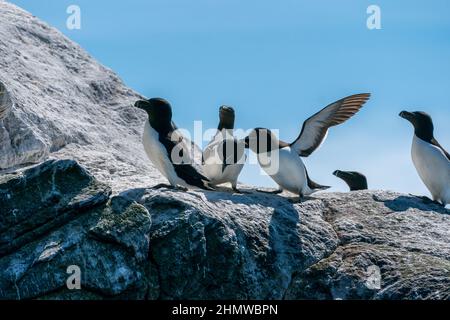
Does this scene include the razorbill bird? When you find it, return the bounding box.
[135,98,213,190]
[202,106,246,192]
[333,170,368,191]
[399,111,449,206]
[244,93,371,201]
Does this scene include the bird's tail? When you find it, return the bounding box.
[305,169,330,191]
[309,180,331,191]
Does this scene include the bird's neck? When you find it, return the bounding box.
[414,129,433,143]
[218,117,234,131]
[414,123,434,143]
[149,119,173,136]
[216,127,234,138]
[349,182,368,191]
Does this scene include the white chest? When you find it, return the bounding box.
[202,135,245,185]
[411,135,450,202]
[258,147,309,194]
[142,121,178,183]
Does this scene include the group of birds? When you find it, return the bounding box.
[0,82,448,206]
[0,84,370,198]
[135,93,449,207]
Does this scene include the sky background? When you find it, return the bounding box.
[10,0,450,195]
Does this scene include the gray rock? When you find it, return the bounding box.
[284,191,450,300]
[0,159,111,257]
[120,187,338,299]
[0,81,12,120]
[0,2,163,192]
[0,161,449,300]
[0,160,152,299]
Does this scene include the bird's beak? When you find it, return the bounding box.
[332,170,341,177]
[134,100,146,110]
[399,110,414,121]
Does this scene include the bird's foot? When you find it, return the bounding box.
[433,200,445,207]
[288,196,305,204]
[152,183,188,192]
[152,183,175,190]
[232,187,252,194]
[257,188,283,194]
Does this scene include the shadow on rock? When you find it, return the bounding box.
[378,195,449,214]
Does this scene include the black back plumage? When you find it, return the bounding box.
[135,98,212,190]
[158,128,212,190]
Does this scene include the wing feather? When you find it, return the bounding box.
[431,138,450,161]
[291,93,370,157]
[161,127,212,190]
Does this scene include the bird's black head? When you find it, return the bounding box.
[333,170,368,191]
[244,128,279,154]
[399,110,434,142]
[135,98,172,131]
[218,105,235,130]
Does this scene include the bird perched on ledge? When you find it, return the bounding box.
[202,105,246,193]
[245,93,371,202]
[135,98,213,191]
[400,110,449,206]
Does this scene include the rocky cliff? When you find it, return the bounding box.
[0,1,161,191]
[0,160,449,300]
[0,2,449,300]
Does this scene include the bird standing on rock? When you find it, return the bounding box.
[244,93,371,202]
[400,110,449,206]
[202,106,246,193]
[135,98,213,191]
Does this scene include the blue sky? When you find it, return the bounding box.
[11,0,450,195]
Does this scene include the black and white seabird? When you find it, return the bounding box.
[244,93,371,201]
[400,111,449,206]
[202,106,246,192]
[135,98,213,190]
[333,170,368,191]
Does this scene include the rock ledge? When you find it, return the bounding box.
[0,160,448,300]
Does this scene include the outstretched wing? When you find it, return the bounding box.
[431,138,450,161]
[291,93,370,157]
